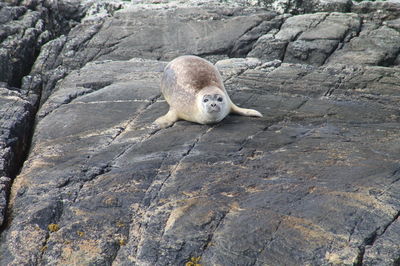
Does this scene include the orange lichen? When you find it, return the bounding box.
[48,223,60,232]
[185,256,201,266]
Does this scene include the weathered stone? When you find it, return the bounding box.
[363,216,400,265]
[229,14,285,58]
[327,25,400,66]
[260,0,352,14]
[248,33,288,61]
[0,84,37,227]
[352,0,400,20]
[1,0,400,265]
[249,12,361,66]
[1,56,400,265]
[89,6,274,61]
[0,177,11,226]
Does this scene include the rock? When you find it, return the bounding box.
[0,83,37,226]
[21,3,274,107]
[0,5,43,87]
[0,0,124,230]
[249,12,361,66]
[1,56,400,265]
[363,216,400,265]
[85,6,275,61]
[352,0,400,20]
[326,25,400,66]
[0,177,11,226]
[228,14,286,58]
[215,57,262,81]
[260,0,352,14]
[1,0,400,265]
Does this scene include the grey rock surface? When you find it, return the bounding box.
[0,83,37,227]
[1,0,400,265]
[260,0,353,14]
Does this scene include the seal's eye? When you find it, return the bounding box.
[203,98,209,103]
[217,97,223,102]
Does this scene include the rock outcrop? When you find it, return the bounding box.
[1,0,400,265]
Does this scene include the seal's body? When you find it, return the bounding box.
[154,55,262,128]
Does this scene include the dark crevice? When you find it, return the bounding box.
[136,125,219,263]
[228,17,275,58]
[355,210,400,266]
[0,1,106,234]
[238,98,309,153]
[71,93,162,205]
[324,75,344,97]
[0,87,41,232]
[280,41,290,62]
[199,209,229,258]
[252,218,283,266]
[104,94,163,164]
[38,80,113,120]
[36,200,64,265]
[389,167,400,185]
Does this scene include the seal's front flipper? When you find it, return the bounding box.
[153,109,179,129]
[231,103,263,118]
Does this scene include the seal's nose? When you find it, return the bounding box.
[211,103,216,107]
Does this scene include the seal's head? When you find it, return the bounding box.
[196,86,230,124]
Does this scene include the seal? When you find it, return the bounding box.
[154,55,262,128]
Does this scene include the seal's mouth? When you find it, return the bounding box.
[208,106,221,113]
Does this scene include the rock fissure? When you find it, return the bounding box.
[199,209,229,257]
[355,210,400,265]
[144,125,217,209]
[111,94,162,145]
[104,95,163,166]
[252,218,283,266]
[35,199,64,265]
[347,211,360,242]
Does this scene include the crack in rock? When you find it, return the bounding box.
[199,209,229,258]
[252,218,283,265]
[355,210,400,266]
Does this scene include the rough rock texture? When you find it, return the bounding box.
[260,0,353,14]
[0,0,84,88]
[1,0,400,265]
[0,0,123,226]
[0,83,37,227]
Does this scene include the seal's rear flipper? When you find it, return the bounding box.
[230,104,263,118]
[153,109,179,129]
